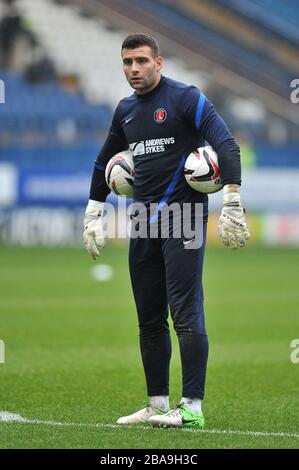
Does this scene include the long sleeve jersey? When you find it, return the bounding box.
[90,75,241,205]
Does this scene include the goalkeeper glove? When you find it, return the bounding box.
[83,200,106,260]
[218,185,250,249]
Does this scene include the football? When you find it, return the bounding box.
[184,146,222,193]
[105,149,135,197]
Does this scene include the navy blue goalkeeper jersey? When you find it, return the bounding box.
[90,75,241,205]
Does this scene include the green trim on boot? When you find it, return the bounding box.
[178,404,205,428]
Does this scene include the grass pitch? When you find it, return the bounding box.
[0,243,298,449]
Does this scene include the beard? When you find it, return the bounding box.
[128,74,156,92]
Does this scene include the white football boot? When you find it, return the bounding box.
[116,405,167,425]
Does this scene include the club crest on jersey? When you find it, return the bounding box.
[154,108,167,123]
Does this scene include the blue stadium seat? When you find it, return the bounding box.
[0,71,113,143]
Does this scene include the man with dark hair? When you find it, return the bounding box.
[83,33,250,428]
[122,33,160,57]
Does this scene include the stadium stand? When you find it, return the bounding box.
[16,0,207,105]
[214,0,299,44]
[0,70,111,145]
[0,0,298,170]
[160,0,299,78]
[66,0,298,143]
[131,0,296,98]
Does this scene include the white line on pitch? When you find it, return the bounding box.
[0,411,298,439]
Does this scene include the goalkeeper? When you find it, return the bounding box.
[84,33,250,428]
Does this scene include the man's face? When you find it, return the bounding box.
[121,46,163,94]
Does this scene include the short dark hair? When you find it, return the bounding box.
[121,33,160,57]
